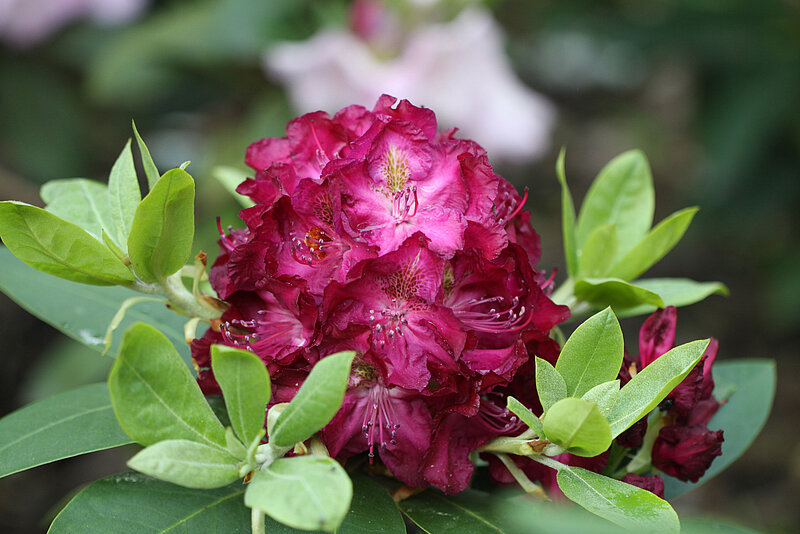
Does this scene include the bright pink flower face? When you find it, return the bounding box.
[191,95,569,493]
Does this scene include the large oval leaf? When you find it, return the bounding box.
[0,247,191,360]
[246,455,353,533]
[128,168,195,283]
[108,323,226,449]
[0,383,132,479]
[399,488,523,533]
[48,472,249,533]
[0,201,135,285]
[577,224,618,279]
[40,178,115,242]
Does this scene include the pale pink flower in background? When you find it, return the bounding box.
[0,0,147,47]
[265,7,556,163]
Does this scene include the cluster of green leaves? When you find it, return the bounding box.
[554,149,728,317]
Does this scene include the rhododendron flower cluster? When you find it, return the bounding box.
[192,95,569,493]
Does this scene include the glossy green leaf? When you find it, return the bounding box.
[663,359,776,499]
[507,396,543,437]
[535,357,567,412]
[270,351,355,448]
[556,307,624,398]
[575,150,654,257]
[556,465,679,533]
[607,339,709,437]
[108,139,142,250]
[399,488,523,534]
[0,247,192,360]
[338,472,407,534]
[577,224,618,278]
[614,278,729,318]
[0,201,135,285]
[211,345,270,445]
[246,455,352,533]
[40,178,114,242]
[48,472,249,533]
[212,166,255,208]
[132,121,160,191]
[0,383,132,479]
[610,207,698,281]
[581,380,620,417]
[128,439,240,489]
[108,323,227,449]
[556,149,578,277]
[543,397,612,457]
[574,278,665,310]
[127,168,195,283]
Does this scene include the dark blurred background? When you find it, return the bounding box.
[0,0,798,532]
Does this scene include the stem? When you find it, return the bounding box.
[161,272,220,320]
[494,453,549,499]
[251,508,265,534]
[550,278,576,307]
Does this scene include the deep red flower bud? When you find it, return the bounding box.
[621,473,665,499]
[652,424,724,482]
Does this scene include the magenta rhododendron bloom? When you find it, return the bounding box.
[192,95,569,493]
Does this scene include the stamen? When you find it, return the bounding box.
[477,396,526,434]
[216,217,238,252]
[496,188,529,226]
[453,295,533,333]
[309,120,330,168]
[360,385,400,461]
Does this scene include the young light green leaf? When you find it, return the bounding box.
[574,278,664,310]
[556,307,624,398]
[614,278,729,318]
[0,201,135,286]
[663,359,776,499]
[127,168,195,283]
[108,323,227,449]
[0,247,191,359]
[41,178,115,242]
[128,439,240,489]
[108,138,142,250]
[270,351,355,448]
[577,224,618,279]
[225,427,247,460]
[555,464,679,533]
[0,383,132,479]
[556,148,578,277]
[132,120,160,191]
[575,150,654,258]
[245,455,353,533]
[607,339,710,437]
[543,397,612,457]
[212,166,256,208]
[580,380,620,417]
[507,396,543,437]
[48,472,249,533]
[610,207,698,281]
[211,345,270,446]
[535,357,567,412]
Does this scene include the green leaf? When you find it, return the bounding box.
[663,359,776,499]
[555,464,679,533]
[211,345,270,445]
[40,178,115,243]
[132,121,160,191]
[507,396,543,437]
[543,397,612,457]
[556,307,624,398]
[212,166,256,208]
[127,168,195,283]
[108,323,226,449]
[0,247,192,360]
[680,518,761,534]
[610,207,698,281]
[337,472,407,533]
[607,339,710,437]
[556,148,578,277]
[108,139,142,250]
[128,439,240,489]
[574,278,664,311]
[575,150,654,257]
[0,201,135,286]
[48,472,250,533]
[398,488,523,534]
[580,380,620,418]
[0,383,132,479]
[535,357,567,412]
[270,351,355,448]
[614,278,729,318]
[577,224,618,278]
[245,455,353,533]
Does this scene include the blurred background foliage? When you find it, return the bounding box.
[0,0,797,532]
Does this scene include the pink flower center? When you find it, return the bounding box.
[291,226,343,266]
[220,307,307,355]
[361,384,400,460]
